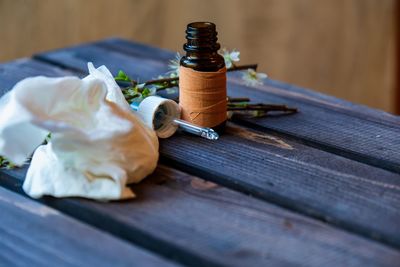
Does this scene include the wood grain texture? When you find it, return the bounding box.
[0,0,397,112]
[0,58,75,97]
[33,38,400,174]
[19,41,400,247]
[1,57,400,250]
[161,125,400,246]
[1,165,399,267]
[0,187,180,267]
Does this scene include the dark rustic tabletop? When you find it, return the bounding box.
[0,38,399,267]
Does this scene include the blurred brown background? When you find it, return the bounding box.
[0,0,398,113]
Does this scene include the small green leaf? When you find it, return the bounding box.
[141,88,151,98]
[45,133,52,144]
[136,83,145,89]
[114,70,131,82]
[0,156,16,169]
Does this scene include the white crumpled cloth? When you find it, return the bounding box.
[0,63,159,200]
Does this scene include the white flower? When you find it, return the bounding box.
[168,52,182,75]
[222,48,240,68]
[166,87,178,95]
[242,69,268,86]
[0,63,159,200]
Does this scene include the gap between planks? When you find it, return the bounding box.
[0,186,181,267]
[32,38,400,175]
[1,57,400,250]
[0,165,400,267]
[1,53,398,250]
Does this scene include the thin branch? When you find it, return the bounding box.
[228,64,258,72]
[228,104,297,113]
[145,77,178,85]
[131,63,259,86]
[227,97,250,103]
[156,85,176,91]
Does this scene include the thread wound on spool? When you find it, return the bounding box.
[179,66,227,127]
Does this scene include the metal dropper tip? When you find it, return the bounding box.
[206,129,219,140]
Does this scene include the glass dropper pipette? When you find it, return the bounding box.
[170,117,219,140]
[131,100,219,140]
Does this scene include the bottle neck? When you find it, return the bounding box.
[183,22,220,53]
[184,50,220,58]
[181,22,225,71]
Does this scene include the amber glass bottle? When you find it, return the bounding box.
[180,22,226,133]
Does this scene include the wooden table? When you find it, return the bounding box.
[0,38,399,267]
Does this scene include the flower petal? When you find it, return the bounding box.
[230,51,240,62]
[256,72,268,79]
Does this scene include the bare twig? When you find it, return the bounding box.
[145,77,179,85]
[228,103,297,114]
[228,64,258,72]
[227,97,251,103]
[129,63,259,87]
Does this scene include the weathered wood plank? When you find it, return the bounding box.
[29,41,400,246]
[1,165,400,267]
[2,57,400,248]
[222,82,400,174]
[0,58,75,96]
[161,124,400,246]
[1,47,398,260]
[100,39,400,174]
[1,52,398,264]
[0,186,180,267]
[34,37,400,174]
